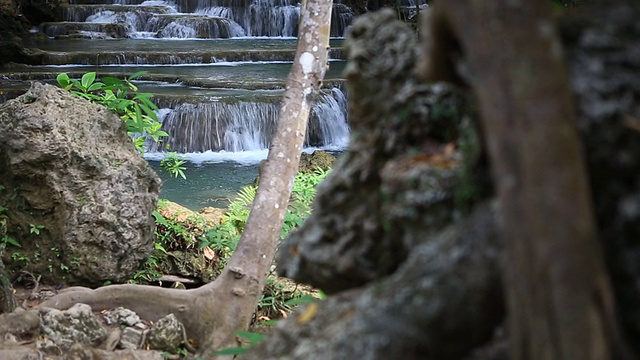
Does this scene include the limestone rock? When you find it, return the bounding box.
[0,82,161,285]
[39,303,107,351]
[198,206,225,224]
[145,313,185,353]
[102,307,141,327]
[119,327,144,350]
[277,10,471,294]
[0,309,40,337]
[298,150,336,174]
[153,200,224,284]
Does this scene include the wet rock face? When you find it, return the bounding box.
[0,82,161,285]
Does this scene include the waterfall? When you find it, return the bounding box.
[149,88,349,154]
[194,0,351,37]
[64,0,352,39]
[149,101,278,153]
[85,10,144,35]
[144,16,245,38]
[310,88,350,149]
[15,0,354,158]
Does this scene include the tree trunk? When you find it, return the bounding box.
[194,0,334,356]
[41,0,334,358]
[249,10,503,359]
[420,1,627,359]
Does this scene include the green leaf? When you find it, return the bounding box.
[127,70,148,80]
[153,210,170,226]
[138,102,158,121]
[235,331,266,346]
[81,72,96,90]
[87,82,104,92]
[214,347,247,356]
[154,242,167,254]
[56,73,70,89]
[285,294,319,306]
[69,78,82,89]
[134,104,143,128]
[2,236,21,248]
[131,136,145,152]
[101,76,124,87]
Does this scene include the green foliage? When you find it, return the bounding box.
[160,153,187,179]
[281,168,329,237]
[133,168,330,330]
[131,207,215,283]
[0,197,19,249]
[56,72,186,179]
[1,235,20,248]
[56,71,166,149]
[29,224,45,235]
[201,168,329,250]
[214,330,266,356]
[258,278,293,314]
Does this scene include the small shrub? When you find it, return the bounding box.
[56,71,187,179]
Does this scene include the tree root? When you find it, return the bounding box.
[40,282,225,351]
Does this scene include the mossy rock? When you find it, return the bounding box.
[298,150,337,174]
[138,200,228,285]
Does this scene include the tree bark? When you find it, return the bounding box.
[194,0,334,356]
[421,1,628,359]
[250,10,502,359]
[41,0,334,358]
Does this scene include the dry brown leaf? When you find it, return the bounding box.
[297,303,318,325]
[203,246,216,260]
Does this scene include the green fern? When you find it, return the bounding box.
[235,185,257,207]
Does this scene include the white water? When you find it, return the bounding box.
[145,146,343,166]
[145,87,349,158]
[74,0,352,39]
[59,0,353,165]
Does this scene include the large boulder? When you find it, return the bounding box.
[0,82,161,285]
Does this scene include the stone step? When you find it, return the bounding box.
[60,4,174,23]
[40,22,128,39]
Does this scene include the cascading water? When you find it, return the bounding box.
[149,88,349,153]
[62,0,353,39]
[2,0,357,209]
[310,88,350,149]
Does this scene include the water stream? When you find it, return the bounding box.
[0,0,357,209]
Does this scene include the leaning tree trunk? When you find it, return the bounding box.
[41,0,333,358]
[192,0,334,356]
[420,1,629,359]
